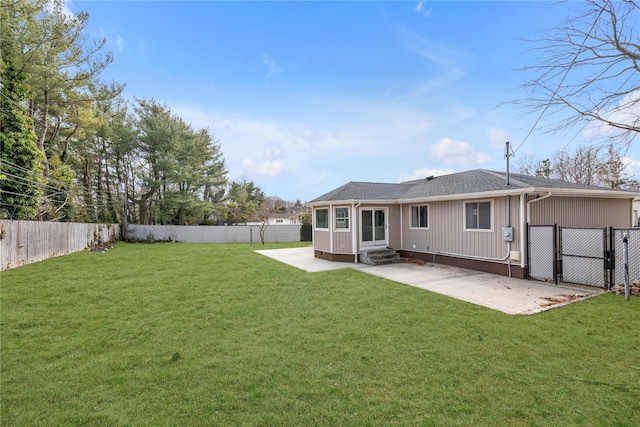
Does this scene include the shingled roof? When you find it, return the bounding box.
[307,169,638,204]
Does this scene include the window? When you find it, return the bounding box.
[315,208,328,229]
[465,201,491,230]
[335,207,349,230]
[411,205,428,228]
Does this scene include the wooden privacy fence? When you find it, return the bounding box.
[0,220,120,271]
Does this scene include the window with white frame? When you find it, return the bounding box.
[411,205,428,228]
[315,208,329,229]
[334,207,349,230]
[465,201,491,230]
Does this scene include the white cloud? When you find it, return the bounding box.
[429,137,490,165]
[488,127,510,150]
[45,0,75,21]
[583,90,640,141]
[623,156,640,179]
[172,97,437,176]
[415,1,432,18]
[242,159,289,178]
[398,168,453,182]
[115,35,124,53]
[261,53,283,80]
[98,25,124,53]
[394,30,469,103]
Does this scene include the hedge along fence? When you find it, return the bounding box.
[127,224,301,244]
[0,220,120,271]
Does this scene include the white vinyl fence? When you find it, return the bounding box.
[0,220,120,271]
[127,224,301,244]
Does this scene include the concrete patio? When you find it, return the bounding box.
[255,246,602,315]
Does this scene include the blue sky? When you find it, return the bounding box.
[70,0,639,202]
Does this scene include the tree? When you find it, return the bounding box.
[598,144,631,188]
[6,0,122,175]
[224,179,265,225]
[515,156,553,179]
[516,0,639,149]
[552,146,602,186]
[132,98,227,225]
[257,202,270,245]
[0,29,44,219]
[1,0,125,221]
[516,144,638,188]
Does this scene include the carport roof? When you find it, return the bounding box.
[307,169,639,204]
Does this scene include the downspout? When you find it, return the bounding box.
[519,194,526,269]
[506,195,511,277]
[329,203,333,255]
[400,204,403,251]
[353,202,361,263]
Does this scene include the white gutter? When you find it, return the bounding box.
[526,191,553,225]
[305,187,640,209]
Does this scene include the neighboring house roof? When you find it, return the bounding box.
[307,169,640,205]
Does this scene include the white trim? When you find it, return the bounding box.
[313,207,329,231]
[463,199,494,232]
[408,204,430,230]
[305,187,640,208]
[360,207,388,248]
[333,206,351,232]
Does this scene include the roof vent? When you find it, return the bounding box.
[425,175,434,181]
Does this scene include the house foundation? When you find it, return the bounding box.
[398,250,527,279]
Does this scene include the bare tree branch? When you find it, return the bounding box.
[511,0,639,150]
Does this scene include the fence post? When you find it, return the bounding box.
[553,224,558,286]
[608,227,614,290]
[623,230,630,301]
[525,223,530,279]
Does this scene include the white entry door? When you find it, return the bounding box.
[361,209,387,247]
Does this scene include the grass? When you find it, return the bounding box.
[1,242,639,426]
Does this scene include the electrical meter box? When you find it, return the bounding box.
[502,226,514,242]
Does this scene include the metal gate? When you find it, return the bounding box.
[527,224,557,284]
[559,227,608,288]
[613,228,640,285]
[527,225,638,288]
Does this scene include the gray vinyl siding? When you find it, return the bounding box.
[331,204,353,253]
[313,229,330,252]
[332,230,353,253]
[401,196,521,260]
[529,196,632,227]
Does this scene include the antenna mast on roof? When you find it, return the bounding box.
[505,141,514,186]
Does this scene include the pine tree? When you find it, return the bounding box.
[0,42,44,219]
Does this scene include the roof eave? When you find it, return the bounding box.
[529,188,640,198]
[400,187,530,204]
[306,199,400,207]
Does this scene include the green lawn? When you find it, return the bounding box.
[1,242,638,426]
